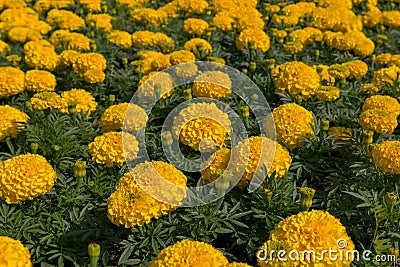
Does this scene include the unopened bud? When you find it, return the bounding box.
[183,88,192,100]
[109,94,115,103]
[240,106,250,118]
[388,247,399,260]
[74,160,87,179]
[30,143,39,154]
[161,131,173,146]
[299,187,315,211]
[249,62,256,72]
[121,58,128,65]
[362,130,374,144]
[385,192,397,211]
[154,84,162,99]
[320,119,330,131]
[68,101,77,114]
[88,243,100,267]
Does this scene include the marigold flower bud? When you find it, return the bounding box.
[121,58,128,65]
[240,106,250,118]
[251,93,259,102]
[242,68,248,75]
[249,62,256,72]
[74,160,87,178]
[25,100,33,111]
[161,131,173,146]
[299,187,315,211]
[388,247,399,260]
[109,94,115,103]
[183,88,192,100]
[385,192,397,211]
[320,119,330,131]
[68,101,77,114]
[88,243,100,267]
[30,143,39,154]
[362,130,374,144]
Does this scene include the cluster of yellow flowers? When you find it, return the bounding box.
[192,71,231,99]
[131,31,174,52]
[88,131,139,167]
[0,236,32,266]
[70,52,107,83]
[25,70,56,92]
[172,102,231,151]
[0,66,25,97]
[258,210,355,266]
[46,9,85,31]
[107,161,187,228]
[0,154,57,204]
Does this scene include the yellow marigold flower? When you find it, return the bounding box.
[66,33,92,51]
[236,29,270,52]
[230,136,291,187]
[362,95,400,115]
[99,103,148,133]
[343,60,368,78]
[316,85,340,101]
[169,50,196,65]
[88,131,139,167]
[283,41,303,54]
[183,18,209,36]
[192,71,231,99]
[108,161,187,228]
[0,154,57,204]
[372,140,400,174]
[328,64,350,79]
[273,61,320,100]
[109,30,132,49]
[8,26,42,43]
[34,0,74,11]
[79,0,101,11]
[0,66,25,97]
[46,9,85,31]
[59,49,81,66]
[131,8,168,27]
[137,72,174,100]
[268,103,315,150]
[352,32,375,57]
[131,30,156,47]
[259,210,355,267]
[0,40,10,54]
[158,2,179,18]
[175,62,199,78]
[86,13,113,32]
[257,240,294,267]
[31,92,65,111]
[0,236,32,266]
[236,9,265,31]
[25,47,59,71]
[174,0,209,14]
[359,109,398,134]
[172,102,231,151]
[212,14,234,31]
[0,105,29,142]
[329,31,357,51]
[183,38,212,57]
[291,27,323,45]
[115,0,149,8]
[151,54,172,71]
[23,40,54,53]
[207,56,226,65]
[328,126,353,141]
[83,68,105,84]
[381,10,400,28]
[371,66,400,88]
[153,32,175,52]
[200,147,231,184]
[25,70,56,92]
[388,55,400,68]
[149,239,228,267]
[73,52,106,74]
[58,88,97,115]
[362,6,382,28]
[49,29,72,46]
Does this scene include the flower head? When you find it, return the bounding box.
[236,29,270,52]
[107,161,187,228]
[88,131,139,167]
[31,92,65,111]
[273,61,320,100]
[192,71,232,99]
[259,210,355,266]
[99,103,148,133]
[362,95,400,115]
[316,86,340,101]
[359,109,398,134]
[0,105,29,142]
[267,103,315,150]
[0,236,32,266]
[172,102,231,151]
[149,239,228,267]
[25,70,56,92]
[0,154,57,204]
[59,89,97,115]
[0,66,25,97]
[372,140,400,174]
